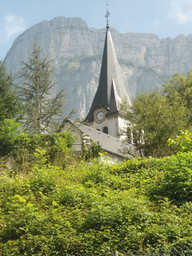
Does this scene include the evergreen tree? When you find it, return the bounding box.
[0,61,21,125]
[18,40,73,134]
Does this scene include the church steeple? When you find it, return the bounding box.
[84,25,131,123]
[83,6,131,138]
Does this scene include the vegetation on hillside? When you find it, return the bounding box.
[120,71,192,157]
[1,127,192,254]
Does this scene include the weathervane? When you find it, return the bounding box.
[105,0,110,28]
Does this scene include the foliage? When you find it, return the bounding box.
[162,71,192,126]
[168,129,192,153]
[120,89,186,157]
[17,39,75,134]
[150,152,192,205]
[0,61,21,125]
[120,70,192,157]
[0,127,76,176]
[83,141,103,160]
[0,119,21,156]
[1,149,192,254]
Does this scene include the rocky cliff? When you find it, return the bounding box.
[4,16,192,119]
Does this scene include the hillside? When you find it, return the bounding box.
[1,130,192,254]
[4,16,192,119]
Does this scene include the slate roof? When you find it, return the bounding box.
[84,26,131,122]
[80,124,135,159]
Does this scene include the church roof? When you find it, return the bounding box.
[84,26,131,122]
[60,119,141,161]
[79,124,135,159]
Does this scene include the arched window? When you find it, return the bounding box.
[103,126,108,134]
[96,129,100,131]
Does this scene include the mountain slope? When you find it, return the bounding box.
[4,16,192,118]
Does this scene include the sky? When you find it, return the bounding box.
[1,0,192,60]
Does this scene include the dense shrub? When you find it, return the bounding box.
[168,129,192,153]
[1,151,192,254]
[0,119,21,156]
[1,126,192,253]
[0,119,76,158]
[149,152,192,204]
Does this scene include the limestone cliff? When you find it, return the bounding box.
[4,16,192,118]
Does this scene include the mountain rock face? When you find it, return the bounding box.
[4,16,192,119]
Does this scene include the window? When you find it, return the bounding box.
[103,126,108,134]
[96,129,100,131]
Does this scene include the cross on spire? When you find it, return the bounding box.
[105,0,110,29]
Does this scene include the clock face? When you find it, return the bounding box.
[96,111,105,121]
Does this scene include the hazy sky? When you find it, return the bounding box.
[1,0,192,60]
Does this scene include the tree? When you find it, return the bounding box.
[162,71,192,126]
[120,89,187,157]
[0,61,21,125]
[17,39,74,134]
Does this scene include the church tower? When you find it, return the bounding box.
[84,11,131,139]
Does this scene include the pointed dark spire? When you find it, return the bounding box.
[84,27,131,122]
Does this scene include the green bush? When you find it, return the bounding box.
[168,129,192,153]
[0,119,21,156]
[0,126,76,173]
[149,152,192,204]
[1,143,192,253]
[83,141,103,160]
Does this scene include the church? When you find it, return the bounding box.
[62,12,138,161]
[84,19,131,139]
